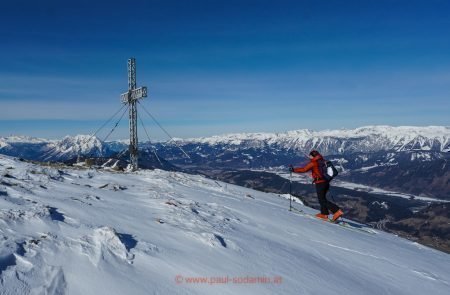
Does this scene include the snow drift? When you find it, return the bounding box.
[0,155,449,294]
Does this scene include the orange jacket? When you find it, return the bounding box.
[293,154,327,184]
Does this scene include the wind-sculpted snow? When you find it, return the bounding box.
[0,154,450,294]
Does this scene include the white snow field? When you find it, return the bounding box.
[1,155,449,295]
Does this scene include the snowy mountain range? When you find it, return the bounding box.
[155,126,450,200]
[149,125,450,170]
[0,135,115,162]
[1,154,450,294]
[180,125,450,153]
[1,126,449,199]
[1,126,448,159]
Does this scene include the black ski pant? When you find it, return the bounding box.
[315,181,339,215]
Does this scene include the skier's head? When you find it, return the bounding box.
[309,150,320,159]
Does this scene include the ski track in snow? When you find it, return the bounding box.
[1,155,450,294]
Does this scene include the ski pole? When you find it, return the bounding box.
[289,170,292,211]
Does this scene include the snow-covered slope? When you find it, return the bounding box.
[1,155,449,294]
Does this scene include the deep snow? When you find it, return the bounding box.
[1,155,449,294]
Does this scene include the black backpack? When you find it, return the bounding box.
[318,159,339,182]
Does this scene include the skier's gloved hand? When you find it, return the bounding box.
[288,165,294,172]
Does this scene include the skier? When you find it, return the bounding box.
[290,150,344,221]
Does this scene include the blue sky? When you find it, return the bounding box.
[1,0,449,140]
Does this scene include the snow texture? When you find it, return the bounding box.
[1,154,450,294]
